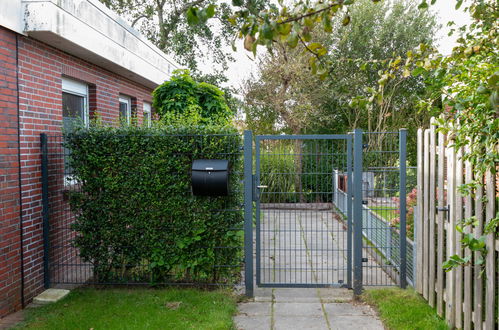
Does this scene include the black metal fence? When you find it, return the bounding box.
[41,133,245,288]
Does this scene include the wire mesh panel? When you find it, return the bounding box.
[255,135,352,288]
[41,133,244,287]
[360,131,412,287]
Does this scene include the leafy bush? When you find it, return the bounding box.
[65,125,243,284]
[152,70,233,126]
[259,142,296,203]
[391,188,417,239]
[302,140,346,203]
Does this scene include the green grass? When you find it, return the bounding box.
[362,288,448,330]
[16,288,238,330]
[370,206,398,222]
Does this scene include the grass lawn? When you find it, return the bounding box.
[16,288,237,330]
[369,206,398,222]
[362,288,448,330]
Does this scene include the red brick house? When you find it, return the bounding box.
[0,0,177,318]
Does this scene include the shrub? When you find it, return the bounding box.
[152,70,233,126]
[392,187,417,239]
[259,142,297,203]
[65,125,243,284]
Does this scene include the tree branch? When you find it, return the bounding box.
[277,1,344,25]
[131,14,149,27]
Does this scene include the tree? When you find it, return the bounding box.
[243,0,438,164]
[98,0,267,78]
[152,70,233,126]
[318,0,438,162]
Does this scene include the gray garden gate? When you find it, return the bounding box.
[243,129,409,296]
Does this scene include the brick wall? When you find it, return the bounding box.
[0,26,22,318]
[15,35,155,305]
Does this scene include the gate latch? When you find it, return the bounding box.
[436,205,449,213]
[362,257,368,262]
[362,200,368,205]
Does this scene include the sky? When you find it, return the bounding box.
[197,0,473,91]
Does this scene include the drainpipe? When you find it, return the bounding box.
[15,34,26,308]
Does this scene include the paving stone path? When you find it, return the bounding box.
[235,207,387,329]
[235,287,384,330]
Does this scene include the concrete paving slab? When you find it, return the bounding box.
[273,302,324,316]
[274,316,328,330]
[234,315,271,330]
[273,288,320,298]
[329,315,384,330]
[323,303,376,316]
[317,288,353,302]
[237,302,271,316]
[32,289,70,304]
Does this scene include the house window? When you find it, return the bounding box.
[62,78,88,131]
[119,95,132,125]
[143,102,152,128]
[62,77,88,186]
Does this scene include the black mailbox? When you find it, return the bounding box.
[191,159,229,196]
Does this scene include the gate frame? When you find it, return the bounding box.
[252,133,355,289]
[244,129,408,296]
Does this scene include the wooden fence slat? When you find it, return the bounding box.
[446,144,456,327]
[463,152,473,330]
[416,119,498,330]
[423,129,430,300]
[484,170,496,329]
[416,128,424,294]
[428,120,436,307]
[473,175,483,329]
[436,130,446,317]
[454,148,464,328]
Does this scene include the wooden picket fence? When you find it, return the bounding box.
[416,117,498,329]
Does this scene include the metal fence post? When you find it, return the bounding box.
[353,129,363,296]
[399,129,408,289]
[243,130,254,297]
[40,133,50,289]
[346,135,353,289]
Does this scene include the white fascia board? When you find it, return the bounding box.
[22,0,180,89]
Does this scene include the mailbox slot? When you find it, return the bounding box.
[191,159,229,196]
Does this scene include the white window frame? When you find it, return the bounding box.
[119,95,132,125]
[62,77,89,127]
[62,77,89,186]
[143,102,152,128]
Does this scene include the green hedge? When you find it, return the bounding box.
[65,125,243,284]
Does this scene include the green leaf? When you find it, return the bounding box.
[261,23,273,40]
[186,7,199,25]
[277,23,292,36]
[342,15,351,26]
[308,43,322,51]
[232,0,243,6]
[206,4,216,19]
[309,56,317,74]
[418,1,428,9]
[287,32,298,48]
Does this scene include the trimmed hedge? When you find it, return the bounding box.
[65,125,243,284]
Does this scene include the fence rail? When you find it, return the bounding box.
[416,118,498,329]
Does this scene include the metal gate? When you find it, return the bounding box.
[255,134,353,288]
[244,129,408,295]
